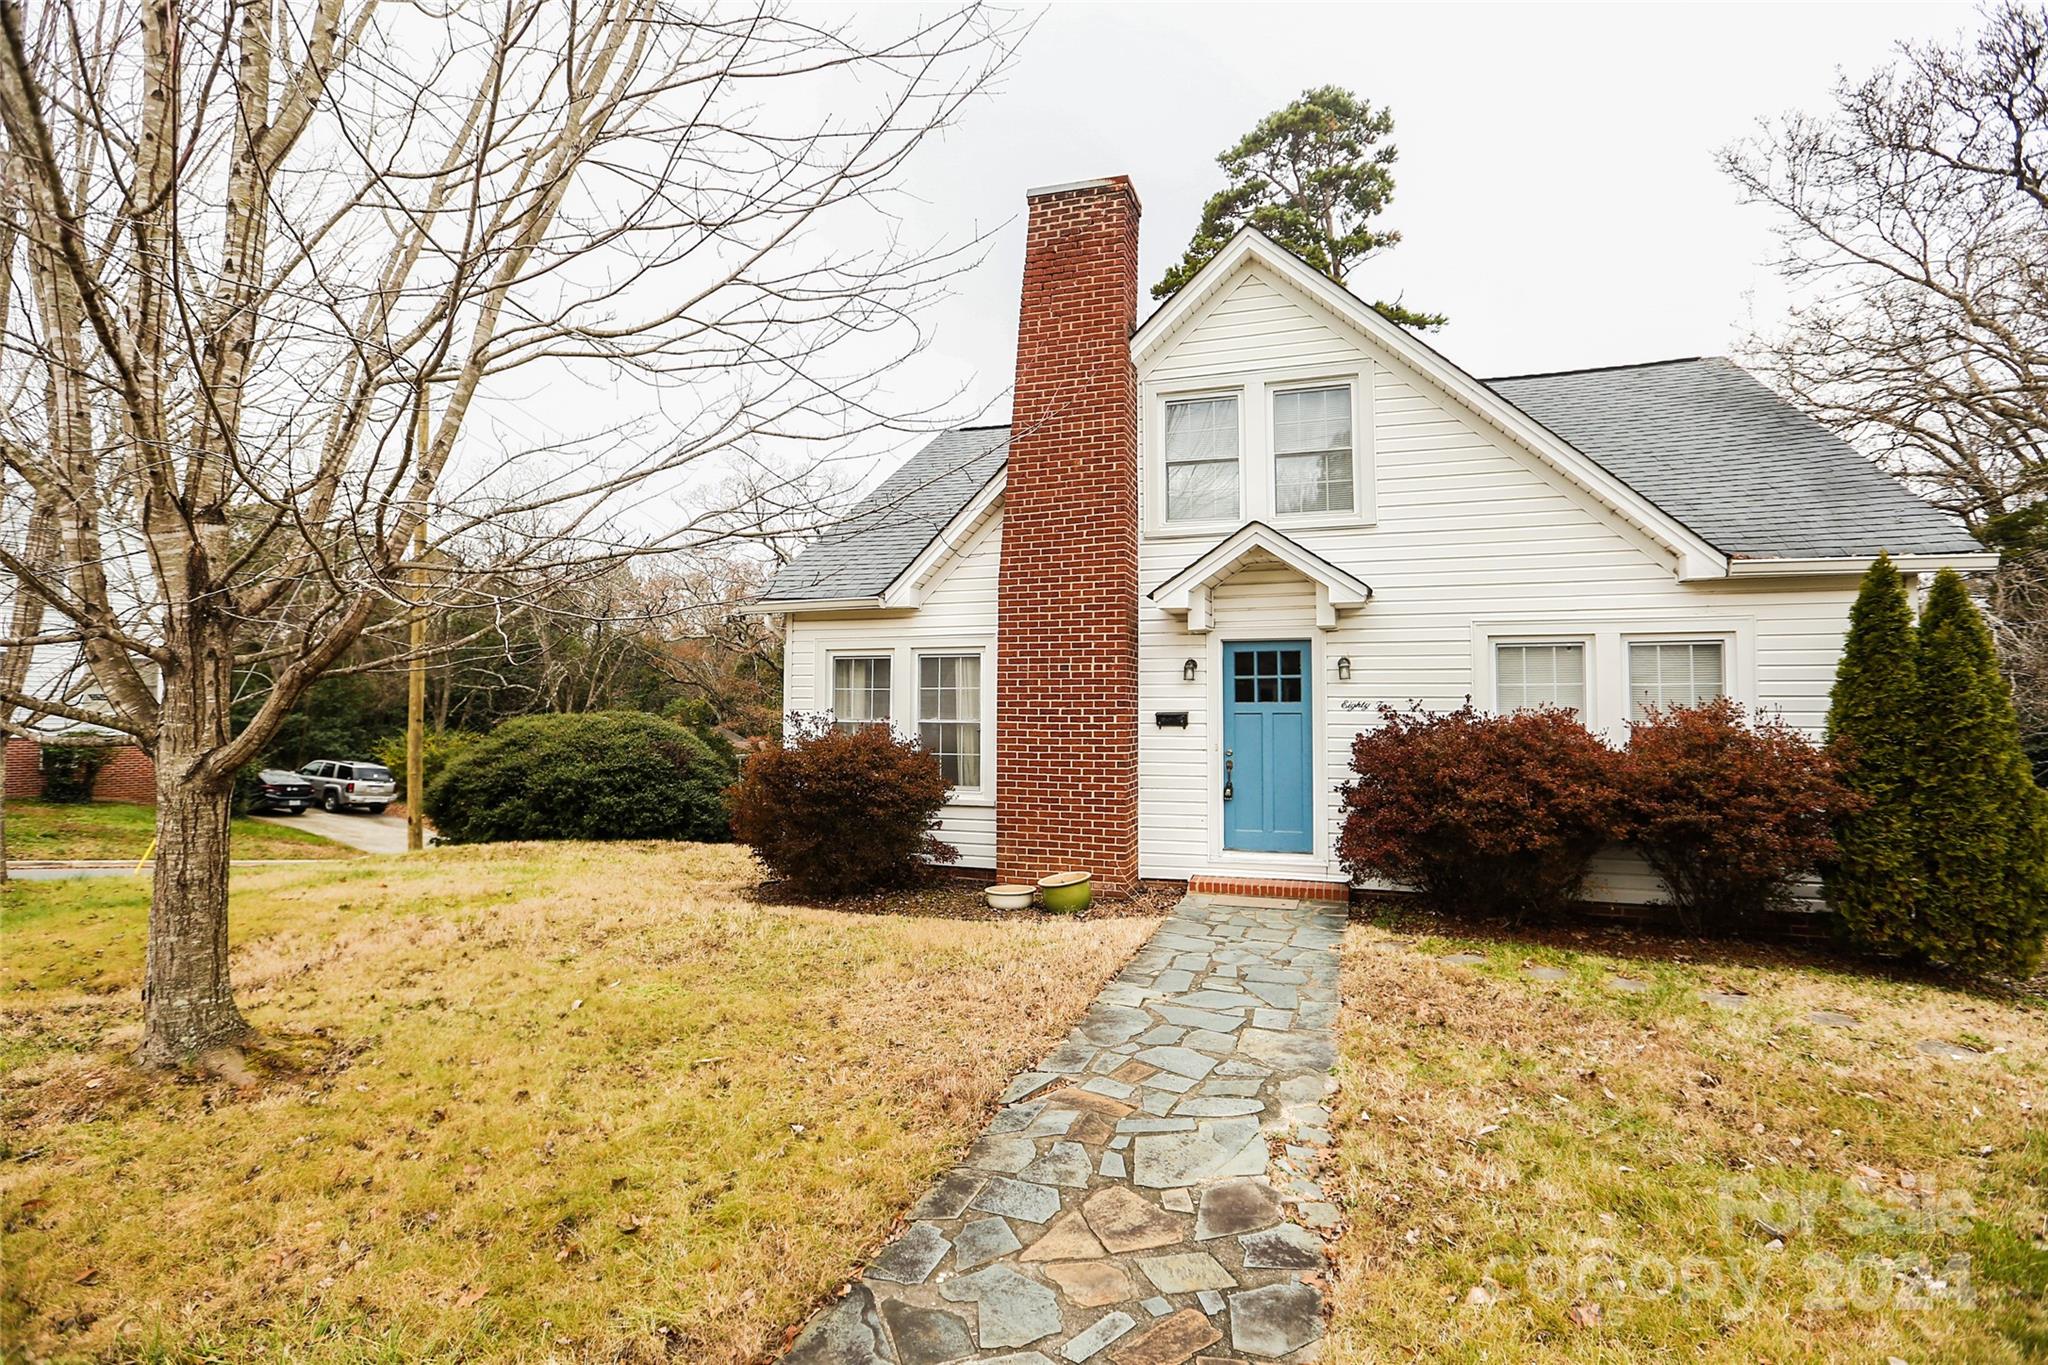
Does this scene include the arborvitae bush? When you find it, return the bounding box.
[1824,553,1922,955]
[729,717,957,897]
[1621,699,1858,933]
[1337,703,1623,923]
[424,711,733,844]
[1910,570,2048,977]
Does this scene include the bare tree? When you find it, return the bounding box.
[1723,0,2047,755]
[0,0,1016,1063]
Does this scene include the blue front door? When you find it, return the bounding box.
[1222,641,1314,853]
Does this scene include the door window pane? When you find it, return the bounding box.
[1233,646,1305,705]
[1495,643,1586,716]
[1274,385,1354,515]
[1629,641,1725,719]
[1164,395,1240,522]
[831,655,891,730]
[918,654,982,787]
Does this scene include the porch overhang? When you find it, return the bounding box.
[1148,521,1373,633]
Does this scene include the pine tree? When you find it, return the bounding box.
[1153,86,1446,327]
[1824,553,1921,954]
[1912,569,2048,977]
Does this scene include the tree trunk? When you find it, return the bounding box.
[137,759,249,1064]
[136,613,249,1066]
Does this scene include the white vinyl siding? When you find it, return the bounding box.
[918,654,982,788]
[1629,640,1726,718]
[1163,395,1240,523]
[1273,384,1354,515]
[1495,642,1586,715]
[830,655,891,730]
[1135,258,1856,908]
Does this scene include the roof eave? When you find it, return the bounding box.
[1723,551,1999,578]
[735,595,888,616]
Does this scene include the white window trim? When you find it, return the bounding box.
[1143,364,1375,540]
[1470,616,1755,743]
[809,637,997,804]
[1153,386,1247,535]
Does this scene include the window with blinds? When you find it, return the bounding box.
[1628,641,1725,718]
[1495,642,1586,716]
[830,655,891,731]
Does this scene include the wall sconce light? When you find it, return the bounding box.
[1182,658,1199,683]
[1336,656,1352,682]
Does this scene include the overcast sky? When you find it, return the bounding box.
[870,1,1977,437]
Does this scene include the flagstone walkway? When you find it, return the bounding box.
[784,895,1345,1364]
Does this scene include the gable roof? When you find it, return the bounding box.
[757,426,1010,604]
[760,233,1988,607]
[1488,357,1982,559]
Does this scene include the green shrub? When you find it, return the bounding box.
[424,711,733,845]
[1910,570,2048,977]
[1337,703,1623,923]
[728,717,956,897]
[1824,553,1922,955]
[1621,699,1858,933]
[372,728,480,801]
[37,743,110,803]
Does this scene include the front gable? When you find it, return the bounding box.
[1133,233,1727,581]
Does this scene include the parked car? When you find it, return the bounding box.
[299,759,398,814]
[248,768,315,815]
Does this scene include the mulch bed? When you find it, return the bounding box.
[754,877,1182,922]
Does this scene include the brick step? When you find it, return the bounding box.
[1188,873,1352,904]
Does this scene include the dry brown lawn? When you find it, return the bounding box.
[0,843,1155,1362]
[1325,919,2046,1363]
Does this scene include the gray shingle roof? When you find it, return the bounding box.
[760,426,1011,601]
[764,357,1980,602]
[1487,357,1980,558]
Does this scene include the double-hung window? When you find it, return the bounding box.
[830,655,891,731]
[1163,395,1240,524]
[1495,642,1587,716]
[1273,384,1354,515]
[918,654,982,788]
[1628,641,1725,719]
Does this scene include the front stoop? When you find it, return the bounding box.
[781,895,1345,1363]
[1187,876,1350,906]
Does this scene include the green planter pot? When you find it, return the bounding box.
[1037,871,1092,915]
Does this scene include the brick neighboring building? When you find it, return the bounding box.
[5,736,156,803]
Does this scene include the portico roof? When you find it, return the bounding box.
[1148,521,1372,632]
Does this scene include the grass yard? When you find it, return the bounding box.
[1327,918,2047,1362]
[5,797,349,862]
[0,843,1156,1361]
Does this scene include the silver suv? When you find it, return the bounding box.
[299,759,398,814]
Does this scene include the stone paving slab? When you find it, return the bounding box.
[783,895,1342,1363]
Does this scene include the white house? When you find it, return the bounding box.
[748,175,1991,903]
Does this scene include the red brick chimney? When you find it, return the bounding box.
[996,176,1143,894]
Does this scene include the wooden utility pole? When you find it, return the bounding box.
[407,398,428,853]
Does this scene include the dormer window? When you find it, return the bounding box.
[1273,384,1354,515]
[1163,395,1240,523]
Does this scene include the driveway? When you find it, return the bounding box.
[255,808,413,854]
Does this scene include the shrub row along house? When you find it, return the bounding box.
[746,175,1991,904]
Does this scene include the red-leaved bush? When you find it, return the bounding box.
[1619,699,1859,932]
[1337,703,1624,922]
[729,717,958,897]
